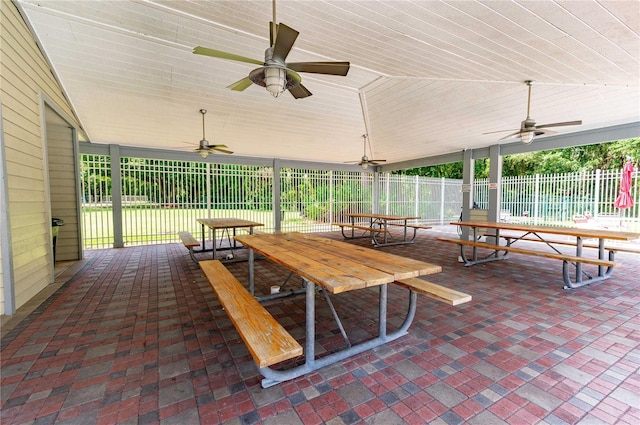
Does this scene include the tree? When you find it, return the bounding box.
[399,139,639,178]
[503,139,639,175]
[397,158,490,179]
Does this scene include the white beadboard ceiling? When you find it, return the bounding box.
[17,0,640,166]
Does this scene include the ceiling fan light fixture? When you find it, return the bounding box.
[264,66,287,98]
[196,146,209,159]
[520,131,534,144]
[249,63,301,98]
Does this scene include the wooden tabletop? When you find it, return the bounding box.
[345,213,420,220]
[234,232,441,294]
[455,221,640,241]
[197,218,264,229]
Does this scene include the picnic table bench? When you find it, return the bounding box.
[337,213,430,247]
[200,260,303,368]
[178,231,200,263]
[334,222,390,234]
[498,234,640,255]
[443,221,639,289]
[395,277,471,306]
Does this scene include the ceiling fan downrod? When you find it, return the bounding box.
[271,0,277,46]
[200,109,207,143]
[525,80,534,119]
[362,134,368,157]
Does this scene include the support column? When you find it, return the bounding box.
[273,159,281,232]
[109,144,123,248]
[487,144,503,244]
[372,170,380,214]
[488,144,502,222]
[206,163,212,218]
[461,149,474,240]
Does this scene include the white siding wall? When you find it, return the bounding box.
[1,1,80,314]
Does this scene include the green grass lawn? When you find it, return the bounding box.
[82,206,639,249]
[81,207,333,249]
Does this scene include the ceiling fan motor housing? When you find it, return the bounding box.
[520,117,536,130]
[248,47,302,94]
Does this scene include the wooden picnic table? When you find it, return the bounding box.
[232,232,458,387]
[335,212,431,247]
[194,218,263,261]
[441,221,640,289]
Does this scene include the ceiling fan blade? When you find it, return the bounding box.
[227,77,253,91]
[536,120,582,129]
[288,83,312,99]
[497,131,523,141]
[483,128,519,135]
[369,160,387,164]
[193,47,263,66]
[272,23,299,62]
[209,147,233,154]
[287,62,350,76]
[535,129,556,136]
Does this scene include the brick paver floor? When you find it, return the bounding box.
[2,228,639,424]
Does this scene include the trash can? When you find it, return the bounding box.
[52,218,64,262]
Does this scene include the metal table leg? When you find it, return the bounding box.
[259,283,418,388]
[248,248,255,296]
[562,237,615,289]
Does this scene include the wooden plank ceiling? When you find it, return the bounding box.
[16,0,639,166]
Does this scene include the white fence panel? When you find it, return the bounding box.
[81,155,113,249]
[379,175,462,225]
[332,171,375,222]
[497,169,639,226]
[81,154,639,249]
[280,168,334,233]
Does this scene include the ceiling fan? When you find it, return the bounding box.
[485,80,582,144]
[192,0,350,99]
[194,109,232,159]
[345,134,386,170]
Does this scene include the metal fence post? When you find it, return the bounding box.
[533,174,540,225]
[329,170,334,225]
[593,169,601,217]
[440,177,446,225]
[415,175,419,219]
